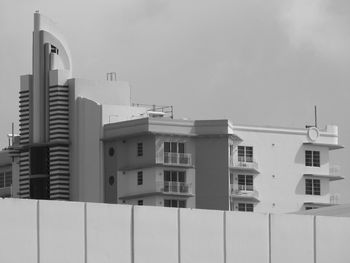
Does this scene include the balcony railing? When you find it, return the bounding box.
[162,152,192,166]
[230,184,259,199]
[230,156,258,171]
[157,181,192,195]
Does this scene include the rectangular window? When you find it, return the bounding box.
[230,173,234,185]
[238,203,254,212]
[305,150,320,167]
[164,141,185,153]
[137,171,143,185]
[163,170,187,193]
[229,144,234,157]
[164,199,186,208]
[4,171,12,187]
[238,175,253,191]
[305,179,321,195]
[138,200,143,205]
[137,142,143,156]
[164,170,186,182]
[0,173,4,188]
[30,146,49,174]
[238,146,253,162]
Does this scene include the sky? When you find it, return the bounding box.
[0,0,349,202]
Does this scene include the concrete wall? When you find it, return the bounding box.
[1,198,349,263]
[195,136,230,210]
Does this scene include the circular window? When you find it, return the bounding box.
[109,176,115,185]
[108,147,115,157]
[307,127,319,142]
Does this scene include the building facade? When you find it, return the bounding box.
[103,118,343,213]
[0,12,344,213]
[13,12,148,202]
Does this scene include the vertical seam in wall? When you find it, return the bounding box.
[223,211,226,263]
[131,205,134,263]
[84,202,87,263]
[178,208,181,263]
[268,213,271,263]
[37,201,40,263]
[313,216,316,263]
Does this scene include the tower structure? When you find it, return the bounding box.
[19,13,72,199]
[18,12,148,201]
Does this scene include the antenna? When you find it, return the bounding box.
[314,105,318,128]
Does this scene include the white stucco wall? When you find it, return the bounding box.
[232,127,338,213]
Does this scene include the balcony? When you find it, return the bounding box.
[303,165,343,181]
[230,156,259,173]
[157,181,193,195]
[159,152,192,166]
[118,181,194,200]
[230,184,259,201]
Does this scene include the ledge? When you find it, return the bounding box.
[303,142,344,150]
[303,173,344,181]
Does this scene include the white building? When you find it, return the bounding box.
[103,118,343,213]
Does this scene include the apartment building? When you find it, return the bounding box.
[103,118,343,213]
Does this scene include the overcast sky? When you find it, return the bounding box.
[0,0,349,202]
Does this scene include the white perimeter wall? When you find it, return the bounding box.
[0,198,350,263]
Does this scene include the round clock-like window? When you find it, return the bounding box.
[108,147,115,157]
[109,176,115,185]
[307,127,319,142]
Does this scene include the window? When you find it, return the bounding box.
[108,176,115,186]
[0,173,4,188]
[229,144,234,157]
[137,171,143,185]
[137,142,143,156]
[238,146,253,162]
[164,170,185,182]
[164,199,186,208]
[51,45,59,54]
[30,146,49,174]
[108,147,115,157]
[138,200,143,205]
[305,150,320,167]
[164,170,187,193]
[305,206,318,210]
[238,203,254,212]
[229,173,234,185]
[305,179,321,195]
[5,171,12,187]
[238,175,253,191]
[164,142,185,153]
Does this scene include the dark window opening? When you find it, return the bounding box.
[30,147,49,175]
[30,177,50,200]
[137,171,143,185]
[137,143,143,156]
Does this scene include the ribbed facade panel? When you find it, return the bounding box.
[19,90,30,145]
[49,145,70,200]
[19,151,30,198]
[19,89,30,197]
[49,85,70,200]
